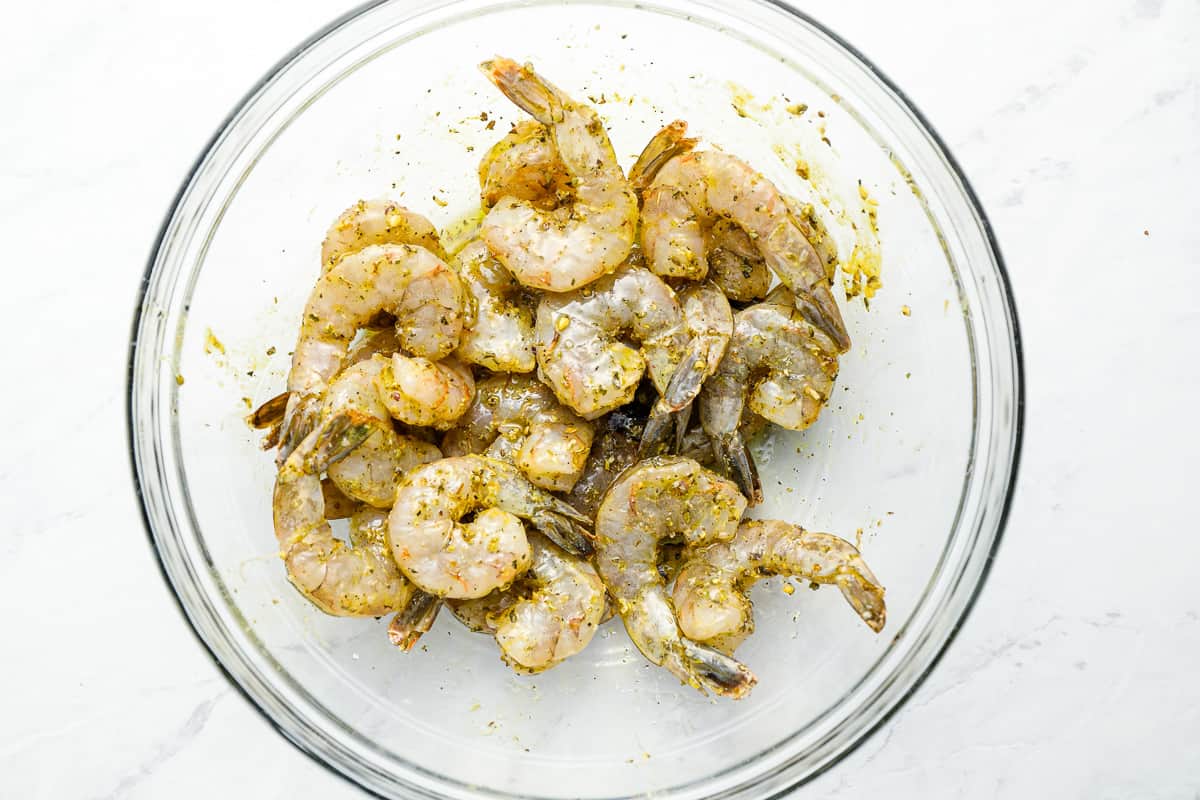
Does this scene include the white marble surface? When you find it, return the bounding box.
[2,0,1197,797]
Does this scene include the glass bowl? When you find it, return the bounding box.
[128,1,1023,798]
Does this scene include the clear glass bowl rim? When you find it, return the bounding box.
[126,1,1026,797]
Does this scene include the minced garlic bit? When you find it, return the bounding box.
[204,328,225,355]
[842,243,882,302]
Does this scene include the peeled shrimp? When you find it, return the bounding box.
[534,262,692,419]
[442,373,593,492]
[279,243,466,461]
[478,120,570,210]
[594,456,756,697]
[338,509,441,650]
[700,292,840,504]
[320,199,446,271]
[641,138,850,350]
[479,57,637,292]
[377,353,474,431]
[388,455,593,599]
[273,416,416,616]
[455,239,537,373]
[321,356,442,507]
[673,519,886,653]
[448,534,605,672]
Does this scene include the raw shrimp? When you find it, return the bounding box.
[377,353,474,430]
[478,120,570,210]
[705,220,771,304]
[279,243,466,461]
[594,456,756,697]
[320,199,446,271]
[273,416,417,616]
[700,293,840,504]
[641,281,733,453]
[448,534,605,672]
[455,240,537,373]
[321,356,442,507]
[341,509,442,650]
[388,455,593,599]
[442,373,594,492]
[534,263,692,419]
[642,146,851,350]
[673,519,886,653]
[250,327,403,453]
[631,121,703,280]
[479,57,637,292]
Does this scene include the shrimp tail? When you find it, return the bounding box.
[480,57,565,126]
[639,397,694,459]
[248,390,289,428]
[673,401,694,454]
[638,406,674,457]
[277,392,324,465]
[638,347,706,457]
[680,638,757,699]
[532,510,595,557]
[388,591,442,651]
[711,430,762,506]
[304,413,373,472]
[836,575,887,633]
[629,120,698,193]
[796,285,851,353]
[530,496,595,556]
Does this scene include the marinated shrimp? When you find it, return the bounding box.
[700,292,840,504]
[320,199,446,270]
[273,416,417,616]
[377,353,474,430]
[641,140,850,350]
[594,456,756,697]
[442,373,594,492]
[251,326,403,453]
[455,239,537,373]
[478,120,570,210]
[448,534,605,672]
[343,509,442,650]
[479,57,637,292]
[673,519,886,653]
[388,455,593,599]
[534,263,692,419]
[630,122,704,280]
[321,356,442,507]
[254,57,889,689]
[279,243,466,461]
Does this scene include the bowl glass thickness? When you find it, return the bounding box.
[129,1,1022,798]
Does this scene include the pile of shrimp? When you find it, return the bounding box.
[250,57,885,698]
